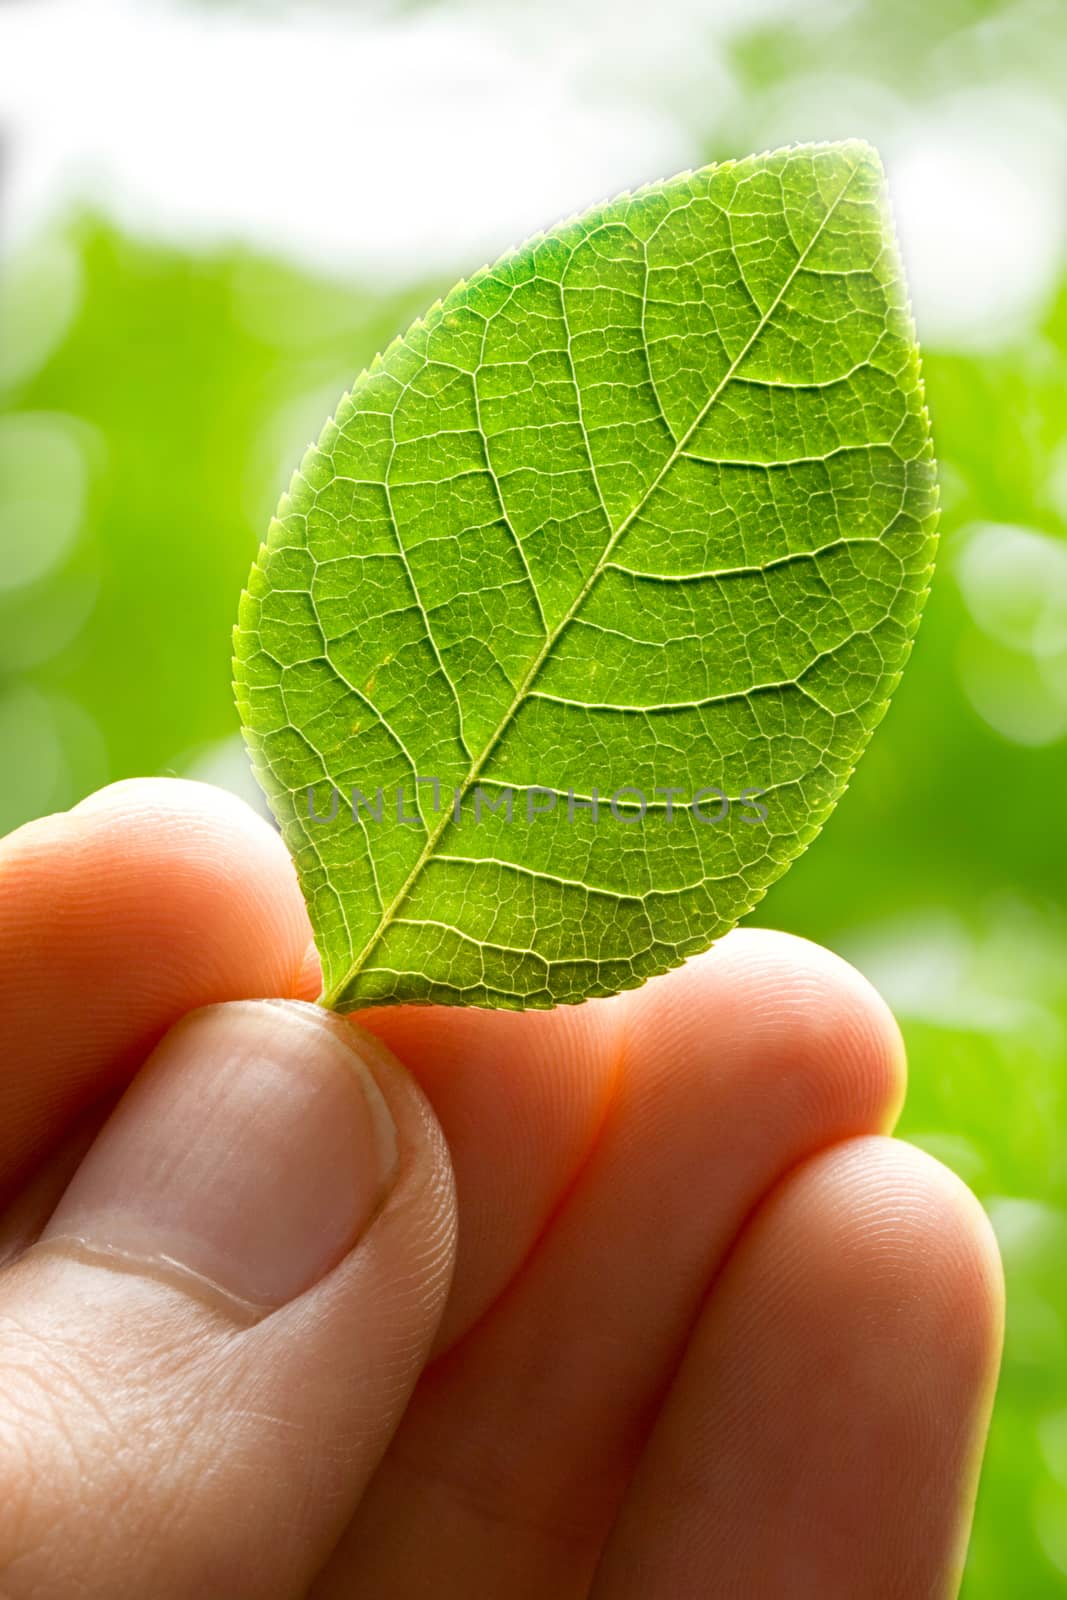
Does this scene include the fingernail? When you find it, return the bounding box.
[42,1000,399,1311]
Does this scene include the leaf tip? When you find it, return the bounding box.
[836,136,884,172]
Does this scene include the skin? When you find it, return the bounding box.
[0,778,1003,1598]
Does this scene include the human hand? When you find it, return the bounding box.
[0,780,1002,1598]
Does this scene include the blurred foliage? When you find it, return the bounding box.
[0,224,432,822]
[2,0,1067,1590]
[725,0,1067,96]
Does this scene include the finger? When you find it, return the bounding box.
[317,930,906,1599]
[0,1000,455,1600]
[0,778,619,1326]
[355,997,625,1349]
[591,1137,1004,1600]
[0,778,317,1191]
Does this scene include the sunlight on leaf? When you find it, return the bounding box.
[234,141,938,1010]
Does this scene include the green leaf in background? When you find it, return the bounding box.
[233,140,937,1011]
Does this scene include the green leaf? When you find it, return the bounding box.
[233,140,938,1012]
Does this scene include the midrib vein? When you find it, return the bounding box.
[319,159,861,1005]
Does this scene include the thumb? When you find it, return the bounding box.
[0,1000,456,1599]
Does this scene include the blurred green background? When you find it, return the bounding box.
[3,0,1066,1589]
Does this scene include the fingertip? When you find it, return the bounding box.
[588,1133,1003,1599]
[742,1134,1005,1574]
[68,777,306,941]
[71,774,271,827]
[793,1135,1005,1394]
[0,778,313,1186]
[627,928,907,1138]
[724,929,907,1123]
